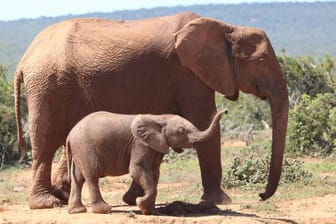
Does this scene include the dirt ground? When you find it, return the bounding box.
[1,194,336,223]
[0,167,335,224]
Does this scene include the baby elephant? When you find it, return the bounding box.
[66,110,227,214]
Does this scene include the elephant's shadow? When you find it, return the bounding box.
[111,201,298,223]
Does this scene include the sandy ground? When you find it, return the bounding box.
[1,177,335,224]
[1,195,336,224]
[0,153,335,224]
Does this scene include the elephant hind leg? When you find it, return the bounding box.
[86,178,111,214]
[28,111,66,209]
[29,145,62,209]
[68,161,87,214]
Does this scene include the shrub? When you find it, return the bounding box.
[0,65,17,167]
[287,93,336,156]
[281,159,312,184]
[278,52,335,106]
[222,156,312,189]
[0,65,29,167]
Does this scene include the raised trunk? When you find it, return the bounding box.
[259,85,289,200]
[189,109,228,143]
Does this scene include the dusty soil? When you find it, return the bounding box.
[1,194,336,224]
[0,169,335,224]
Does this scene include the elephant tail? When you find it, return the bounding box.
[14,70,26,164]
[65,138,72,184]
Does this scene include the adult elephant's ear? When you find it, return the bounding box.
[131,115,169,154]
[174,17,238,99]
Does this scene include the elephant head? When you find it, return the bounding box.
[174,17,289,200]
[131,109,228,154]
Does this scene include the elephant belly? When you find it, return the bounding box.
[101,156,130,177]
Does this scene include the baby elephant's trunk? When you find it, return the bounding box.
[189,109,228,144]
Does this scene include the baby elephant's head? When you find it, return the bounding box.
[131,110,227,154]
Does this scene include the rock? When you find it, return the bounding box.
[13,186,25,192]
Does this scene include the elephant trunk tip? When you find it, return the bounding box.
[220,109,228,115]
[259,189,275,201]
[215,108,228,120]
[189,108,228,144]
[259,184,277,201]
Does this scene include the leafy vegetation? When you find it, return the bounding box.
[279,52,336,156]
[278,52,336,106]
[0,65,17,167]
[221,155,312,189]
[287,93,336,156]
[0,65,28,168]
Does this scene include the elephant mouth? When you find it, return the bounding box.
[255,82,267,100]
[172,147,184,153]
[225,89,239,101]
[259,95,267,100]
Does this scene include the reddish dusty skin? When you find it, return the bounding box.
[14,12,288,209]
[66,110,226,214]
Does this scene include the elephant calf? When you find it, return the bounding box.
[66,110,227,214]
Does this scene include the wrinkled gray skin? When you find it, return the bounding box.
[67,110,227,214]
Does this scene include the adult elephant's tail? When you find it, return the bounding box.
[14,70,26,164]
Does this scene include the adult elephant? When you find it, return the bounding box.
[14,12,288,209]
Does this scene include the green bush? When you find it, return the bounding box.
[278,52,335,106]
[287,93,336,156]
[222,156,312,189]
[281,159,313,184]
[0,65,17,167]
[222,156,268,189]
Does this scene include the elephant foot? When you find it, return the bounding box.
[201,188,232,205]
[68,204,87,214]
[29,193,62,209]
[51,173,71,204]
[52,185,70,205]
[92,201,111,214]
[136,197,156,215]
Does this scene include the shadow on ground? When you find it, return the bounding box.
[111,201,297,223]
[136,201,296,224]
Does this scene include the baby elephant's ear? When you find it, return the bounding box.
[131,115,169,154]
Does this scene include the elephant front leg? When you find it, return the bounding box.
[196,130,232,205]
[130,164,157,215]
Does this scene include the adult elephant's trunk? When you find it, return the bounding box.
[259,83,289,200]
[189,109,228,143]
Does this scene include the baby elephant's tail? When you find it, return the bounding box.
[65,139,72,184]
